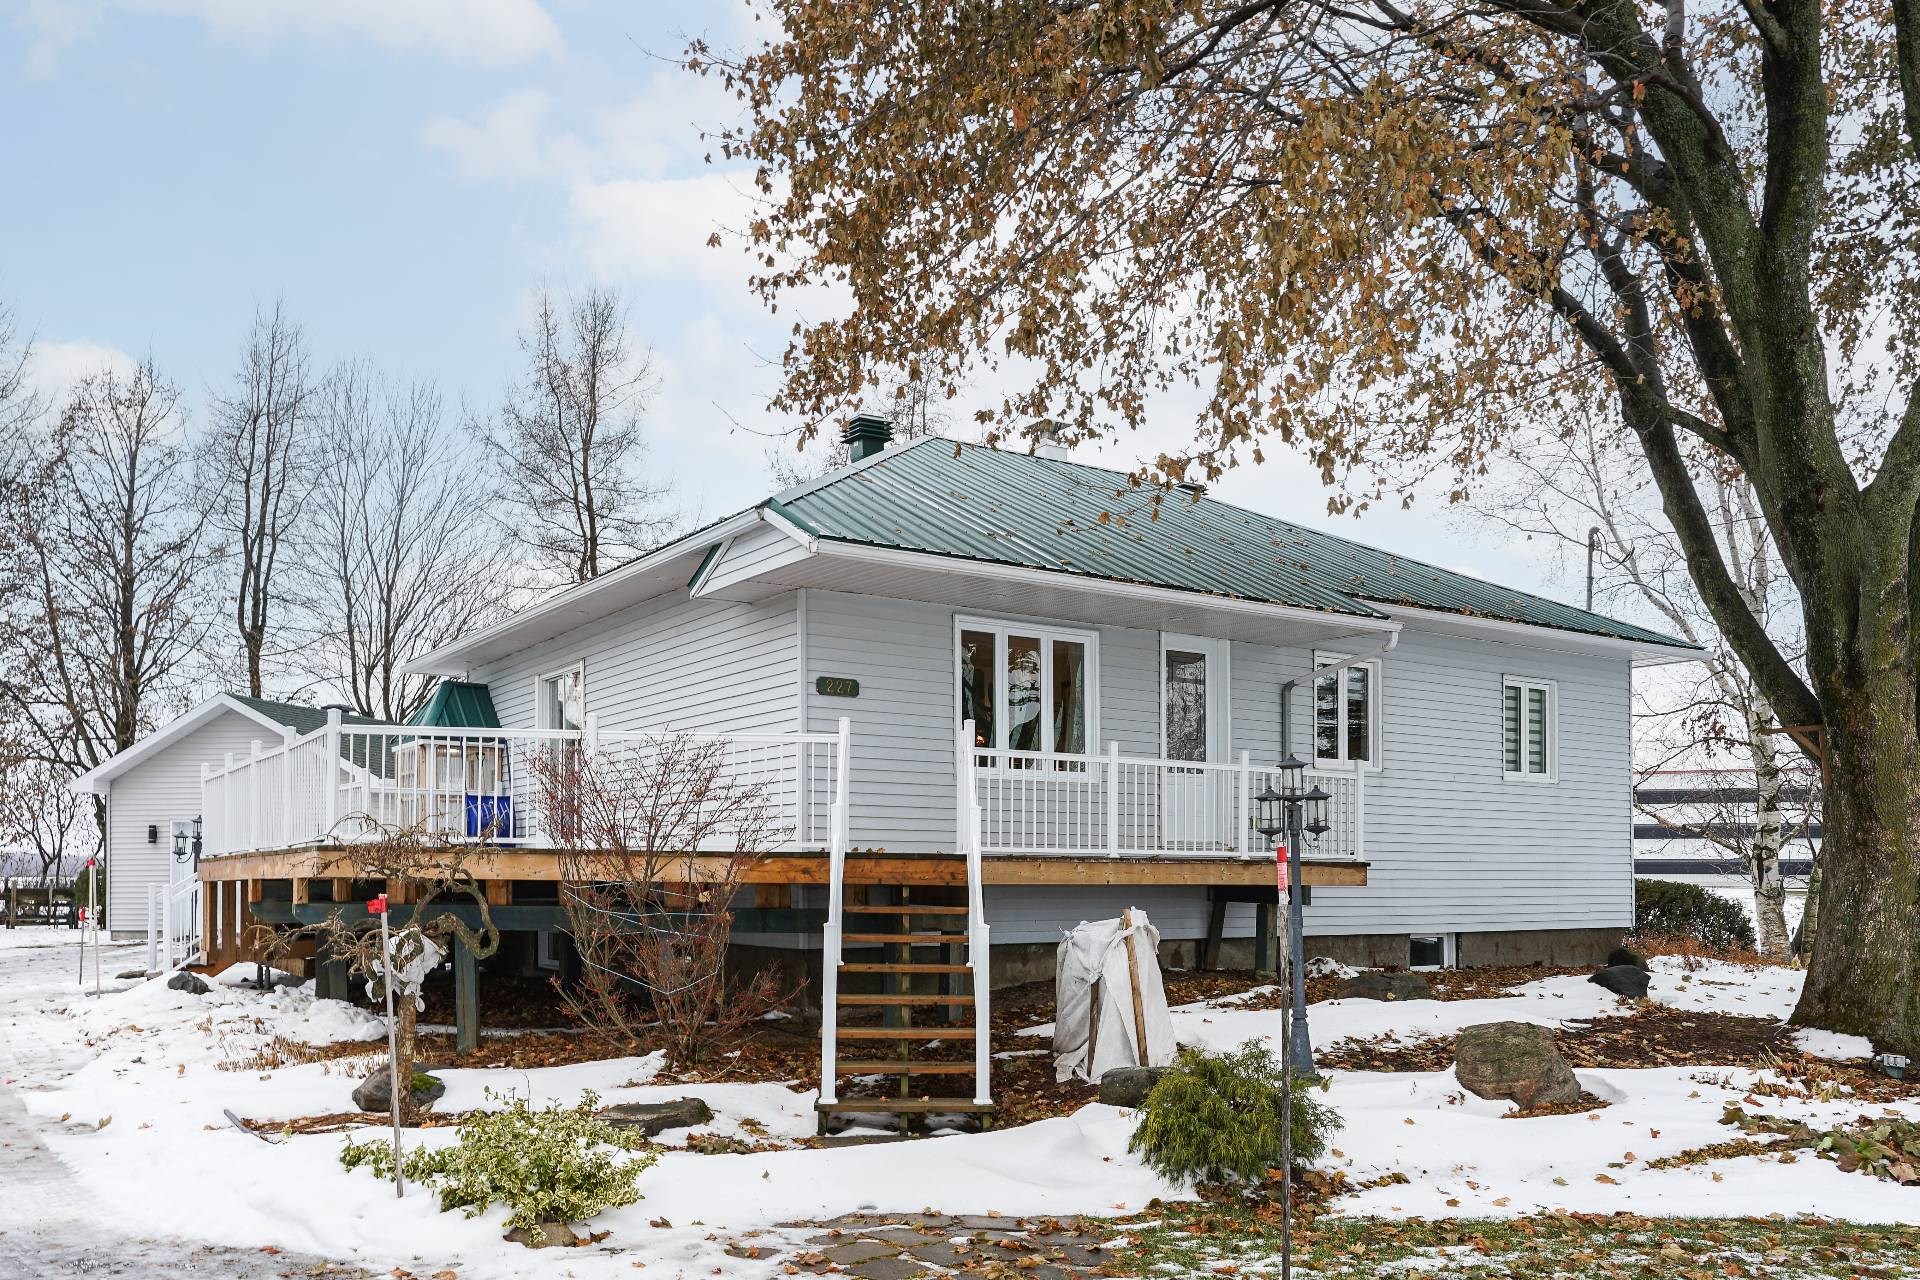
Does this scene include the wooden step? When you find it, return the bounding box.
[843,903,970,915]
[843,933,968,945]
[841,962,970,975]
[816,1099,996,1114]
[837,1027,964,1041]
[838,993,974,1007]
[834,1060,976,1075]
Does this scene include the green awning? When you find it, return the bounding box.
[407,680,501,729]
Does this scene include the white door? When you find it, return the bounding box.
[1161,635,1230,848]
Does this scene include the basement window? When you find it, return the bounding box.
[1408,934,1454,970]
[536,930,561,971]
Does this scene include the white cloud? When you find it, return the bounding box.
[419,90,587,181]
[25,340,138,405]
[17,0,562,74]
[566,171,762,285]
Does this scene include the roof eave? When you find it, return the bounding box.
[1373,602,1704,665]
[68,694,297,794]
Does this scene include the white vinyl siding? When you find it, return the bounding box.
[102,711,280,935]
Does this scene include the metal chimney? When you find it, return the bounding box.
[842,414,894,461]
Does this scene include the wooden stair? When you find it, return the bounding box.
[817,875,992,1134]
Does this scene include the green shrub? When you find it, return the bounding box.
[1633,879,1756,951]
[341,1089,657,1231]
[1127,1042,1342,1186]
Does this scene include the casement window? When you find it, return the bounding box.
[537,665,585,731]
[956,618,1097,758]
[1313,653,1379,769]
[1502,675,1556,781]
[1408,934,1456,970]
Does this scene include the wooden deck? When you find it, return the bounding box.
[195,846,1369,889]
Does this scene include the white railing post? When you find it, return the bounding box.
[280,731,295,847]
[322,707,342,841]
[249,740,263,851]
[966,766,991,1105]
[200,762,213,857]
[223,753,237,856]
[1105,741,1121,858]
[146,883,159,974]
[818,715,853,1107]
[1354,766,1365,860]
[1237,750,1252,856]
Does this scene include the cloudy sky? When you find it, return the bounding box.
[1,0,1588,605]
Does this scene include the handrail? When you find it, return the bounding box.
[817,716,852,1107]
[960,718,991,1105]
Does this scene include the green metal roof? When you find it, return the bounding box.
[773,438,1694,651]
[406,680,501,729]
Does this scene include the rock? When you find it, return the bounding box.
[505,1221,584,1248]
[1454,1021,1581,1109]
[1097,1065,1171,1108]
[1606,945,1650,972]
[351,1067,446,1114]
[597,1097,715,1136]
[1589,964,1652,999]
[115,969,148,980]
[166,971,210,996]
[1335,971,1432,1002]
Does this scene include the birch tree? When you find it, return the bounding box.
[700,1,1920,1052]
[312,362,500,722]
[199,302,319,697]
[477,287,674,585]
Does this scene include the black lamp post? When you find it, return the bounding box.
[171,816,202,868]
[1252,755,1328,1078]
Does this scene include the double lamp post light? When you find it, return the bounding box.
[1252,754,1329,1077]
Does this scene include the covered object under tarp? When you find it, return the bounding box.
[1053,909,1177,1083]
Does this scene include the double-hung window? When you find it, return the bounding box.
[1313,653,1378,768]
[957,619,1096,762]
[1502,676,1556,781]
[538,666,585,731]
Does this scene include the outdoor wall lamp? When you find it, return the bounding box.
[171,816,202,867]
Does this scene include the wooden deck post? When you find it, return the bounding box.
[453,934,479,1057]
[1202,891,1227,971]
[1254,900,1274,975]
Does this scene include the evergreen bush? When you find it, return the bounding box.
[1127,1041,1342,1186]
[1633,879,1756,951]
[341,1089,657,1231]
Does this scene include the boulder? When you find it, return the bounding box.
[1590,964,1652,999]
[1454,1021,1581,1109]
[505,1222,585,1249]
[1098,1065,1171,1108]
[166,971,210,996]
[597,1097,715,1136]
[1336,971,1433,1002]
[1606,945,1651,973]
[351,1067,446,1114]
[115,969,149,981]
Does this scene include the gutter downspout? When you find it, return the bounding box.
[1277,630,1401,753]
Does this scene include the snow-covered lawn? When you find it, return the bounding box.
[2,937,1916,1279]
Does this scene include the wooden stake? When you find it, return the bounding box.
[1121,908,1149,1066]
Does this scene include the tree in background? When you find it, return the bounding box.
[0,755,91,887]
[310,362,502,723]
[198,301,320,698]
[701,3,1920,1052]
[0,358,213,783]
[765,369,960,489]
[1482,411,1808,954]
[477,287,674,585]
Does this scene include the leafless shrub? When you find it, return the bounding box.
[534,733,789,1069]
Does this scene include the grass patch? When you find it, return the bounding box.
[1114,1200,1920,1278]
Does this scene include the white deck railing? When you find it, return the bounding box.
[200,711,846,858]
[970,745,1363,860]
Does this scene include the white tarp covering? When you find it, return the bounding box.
[1053,909,1177,1083]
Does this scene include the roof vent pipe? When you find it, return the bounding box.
[842,414,893,461]
[1032,420,1069,460]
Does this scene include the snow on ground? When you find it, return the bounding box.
[4,935,1916,1280]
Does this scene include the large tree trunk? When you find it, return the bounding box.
[1791,657,1920,1053]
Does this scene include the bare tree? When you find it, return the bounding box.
[1481,412,1808,954]
[302,828,500,1121]
[534,733,786,1069]
[199,302,319,696]
[309,362,503,723]
[476,287,674,585]
[0,359,213,779]
[0,755,92,887]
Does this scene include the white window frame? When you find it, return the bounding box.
[1312,651,1381,771]
[1501,674,1558,783]
[953,616,1101,761]
[1408,933,1456,971]
[535,663,586,732]
[536,929,561,971]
